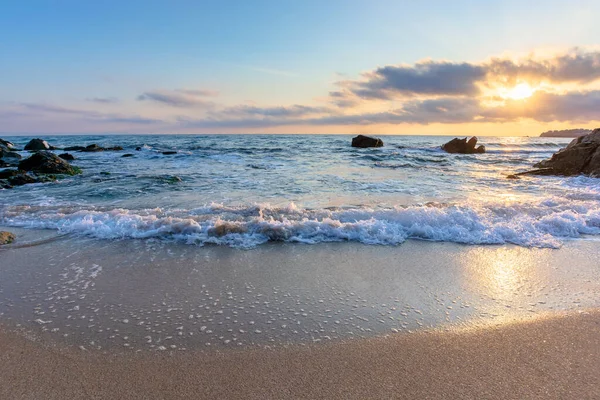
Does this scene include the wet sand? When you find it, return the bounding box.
[2,310,600,399]
[2,227,600,398]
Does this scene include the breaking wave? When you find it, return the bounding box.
[1,199,600,249]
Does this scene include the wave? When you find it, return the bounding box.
[1,199,599,249]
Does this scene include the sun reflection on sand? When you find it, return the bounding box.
[460,246,555,303]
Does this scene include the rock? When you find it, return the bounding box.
[162,151,178,155]
[0,139,16,150]
[3,152,22,159]
[19,151,81,175]
[442,137,486,154]
[532,128,600,176]
[79,144,123,152]
[24,138,51,151]
[83,144,104,152]
[0,169,20,179]
[64,146,86,152]
[59,153,75,161]
[351,135,384,148]
[122,154,134,157]
[0,231,15,245]
[506,168,557,179]
[135,147,142,151]
[8,172,42,186]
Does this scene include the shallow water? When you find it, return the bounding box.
[1,229,599,351]
[1,134,599,248]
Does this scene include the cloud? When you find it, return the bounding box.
[347,61,486,99]
[487,49,600,85]
[137,89,218,108]
[86,97,118,104]
[2,102,164,126]
[483,90,600,123]
[336,48,600,102]
[214,104,333,118]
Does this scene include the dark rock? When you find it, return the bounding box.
[0,169,19,179]
[24,138,51,151]
[0,139,16,150]
[59,153,75,161]
[135,147,142,151]
[122,154,134,157]
[3,152,22,159]
[442,137,486,154]
[64,146,86,152]
[19,151,81,175]
[8,172,40,186]
[83,144,104,152]
[532,128,600,176]
[0,231,16,245]
[79,144,123,152]
[351,135,384,148]
[506,168,557,179]
[162,151,178,155]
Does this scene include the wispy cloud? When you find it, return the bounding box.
[86,97,119,104]
[137,89,218,108]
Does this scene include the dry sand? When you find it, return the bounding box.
[2,310,600,400]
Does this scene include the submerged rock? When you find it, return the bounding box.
[3,152,22,159]
[24,138,52,151]
[8,172,45,186]
[162,151,178,155]
[0,231,15,245]
[19,151,81,175]
[351,135,384,148]
[64,146,86,152]
[83,144,104,152]
[73,144,125,152]
[441,137,485,154]
[530,128,600,176]
[59,153,75,161]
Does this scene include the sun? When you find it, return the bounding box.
[500,83,535,100]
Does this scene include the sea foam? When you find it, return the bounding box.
[1,198,600,249]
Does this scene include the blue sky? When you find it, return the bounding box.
[2,0,600,135]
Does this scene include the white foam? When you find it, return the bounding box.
[2,198,600,249]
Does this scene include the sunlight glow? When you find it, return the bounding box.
[500,83,535,100]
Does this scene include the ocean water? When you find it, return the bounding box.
[1,134,599,249]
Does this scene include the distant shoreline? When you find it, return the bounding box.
[539,128,592,138]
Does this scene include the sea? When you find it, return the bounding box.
[1,134,599,249]
[3,134,600,351]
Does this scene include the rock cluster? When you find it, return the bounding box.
[64,144,124,152]
[351,135,384,148]
[441,137,485,154]
[530,128,600,176]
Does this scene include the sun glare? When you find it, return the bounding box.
[501,83,534,100]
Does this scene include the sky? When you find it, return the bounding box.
[2,0,600,136]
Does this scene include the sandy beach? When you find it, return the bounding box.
[1,227,600,398]
[2,310,600,399]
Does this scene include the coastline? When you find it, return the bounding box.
[2,310,600,399]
